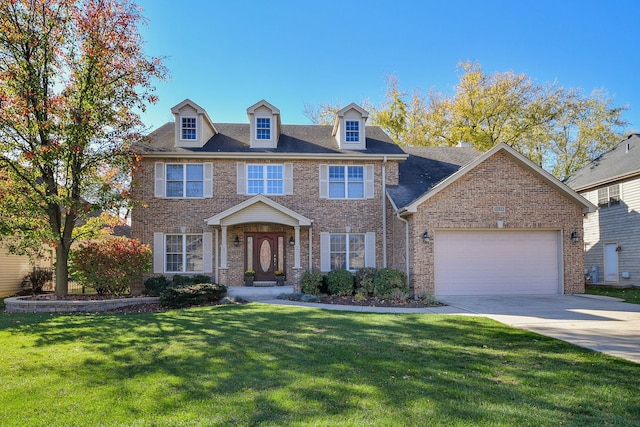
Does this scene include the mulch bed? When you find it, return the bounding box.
[318,295,444,308]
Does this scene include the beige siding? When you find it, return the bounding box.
[583,176,640,284]
[0,247,32,297]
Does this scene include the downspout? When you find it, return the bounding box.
[395,211,410,288]
[382,156,387,268]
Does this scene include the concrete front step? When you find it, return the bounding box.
[227,285,294,301]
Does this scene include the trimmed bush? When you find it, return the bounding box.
[326,269,354,296]
[20,267,53,295]
[373,268,408,298]
[71,238,152,295]
[355,267,376,296]
[143,276,172,296]
[159,283,227,309]
[300,271,324,295]
[172,275,212,287]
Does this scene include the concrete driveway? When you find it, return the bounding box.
[439,294,640,364]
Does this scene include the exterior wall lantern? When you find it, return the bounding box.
[570,231,580,244]
[289,236,295,246]
[422,231,430,244]
[233,235,241,247]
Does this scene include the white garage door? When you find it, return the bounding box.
[434,231,561,296]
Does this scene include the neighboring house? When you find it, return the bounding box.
[0,242,52,297]
[565,134,640,286]
[131,99,595,296]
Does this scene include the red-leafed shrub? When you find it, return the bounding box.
[71,238,152,295]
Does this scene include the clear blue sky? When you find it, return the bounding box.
[136,0,640,134]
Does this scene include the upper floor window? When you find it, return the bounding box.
[329,165,364,199]
[345,120,359,142]
[597,184,621,208]
[166,164,204,198]
[165,234,203,273]
[247,164,284,195]
[181,117,197,140]
[330,233,365,271]
[256,117,271,140]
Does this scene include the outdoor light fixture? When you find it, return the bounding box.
[422,231,430,243]
[289,236,295,246]
[233,235,240,247]
[571,231,580,244]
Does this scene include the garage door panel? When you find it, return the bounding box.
[435,231,560,296]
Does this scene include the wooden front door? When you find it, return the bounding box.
[247,233,284,281]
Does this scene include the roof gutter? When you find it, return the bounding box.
[137,152,408,162]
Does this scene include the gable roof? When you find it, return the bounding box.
[393,143,596,215]
[387,146,481,209]
[170,99,217,134]
[565,134,640,191]
[205,194,312,227]
[139,122,407,158]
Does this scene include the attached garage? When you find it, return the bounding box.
[434,230,562,296]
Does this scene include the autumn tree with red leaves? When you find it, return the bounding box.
[0,0,166,295]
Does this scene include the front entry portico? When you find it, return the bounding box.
[205,195,312,286]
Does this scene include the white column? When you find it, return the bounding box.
[220,226,228,268]
[294,226,301,269]
[214,229,219,283]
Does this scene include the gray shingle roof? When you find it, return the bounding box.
[139,122,406,156]
[565,134,640,190]
[387,146,481,209]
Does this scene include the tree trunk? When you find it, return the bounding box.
[55,244,69,296]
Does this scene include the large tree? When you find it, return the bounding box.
[0,0,166,295]
[310,62,630,180]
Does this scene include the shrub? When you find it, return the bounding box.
[143,276,172,296]
[300,271,324,295]
[326,269,354,296]
[20,267,53,295]
[71,238,152,295]
[355,267,377,296]
[159,283,227,309]
[373,268,408,298]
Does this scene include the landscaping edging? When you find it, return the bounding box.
[4,296,160,313]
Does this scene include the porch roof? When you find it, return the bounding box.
[205,194,312,227]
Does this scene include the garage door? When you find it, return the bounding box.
[434,231,561,296]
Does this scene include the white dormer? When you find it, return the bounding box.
[332,103,368,150]
[247,100,281,148]
[170,99,217,148]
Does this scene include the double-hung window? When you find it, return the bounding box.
[166,164,204,198]
[181,117,197,140]
[597,184,621,208]
[329,165,364,199]
[345,120,359,142]
[329,234,365,271]
[247,164,284,195]
[256,117,271,140]
[165,234,203,273]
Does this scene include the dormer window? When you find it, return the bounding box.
[181,117,197,140]
[256,117,271,140]
[345,121,359,142]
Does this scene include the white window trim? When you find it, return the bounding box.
[598,184,621,208]
[164,234,204,274]
[328,165,365,200]
[180,116,197,141]
[256,117,271,140]
[246,164,285,195]
[345,120,360,143]
[165,163,206,199]
[320,231,375,272]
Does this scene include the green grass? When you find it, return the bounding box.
[1,304,639,426]
[586,286,640,304]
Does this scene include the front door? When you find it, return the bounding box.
[605,243,619,282]
[247,233,284,281]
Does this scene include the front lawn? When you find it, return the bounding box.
[586,285,640,304]
[1,304,639,426]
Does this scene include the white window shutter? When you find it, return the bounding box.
[365,165,374,199]
[203,163,213,198]
[237,162,245,195]
[202,232,213,273]
[319,165,328,198]
[365,232,376,268]
[153,232,164,273]
[320,232,330,272]
[154,162,165,198]
[284,163,293,195]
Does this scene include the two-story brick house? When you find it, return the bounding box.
[132,99,595,296]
